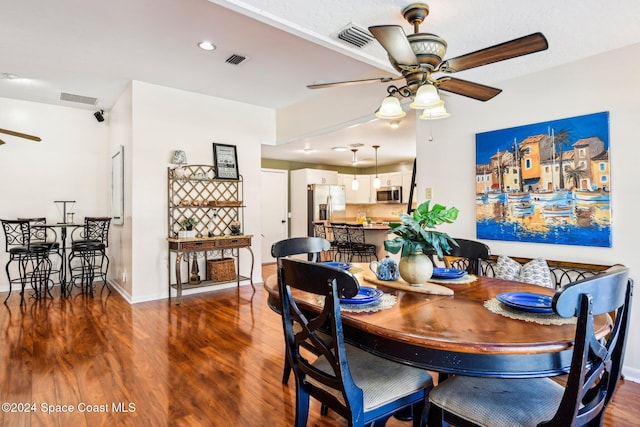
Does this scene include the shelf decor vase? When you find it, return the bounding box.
[399,251,433,286]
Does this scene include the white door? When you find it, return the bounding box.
[261,168,288,264]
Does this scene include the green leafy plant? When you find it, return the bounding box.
[180,217,198,230]
[384,201,459,258]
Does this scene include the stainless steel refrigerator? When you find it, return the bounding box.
[307,184,346,236]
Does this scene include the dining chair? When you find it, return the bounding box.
[1,219,53,304]
[443,238,490,275]
[428,265,632,427]
[279,258,432,427]
[346,224,378,262]
[68,217,111,296]
[270,237,331,385]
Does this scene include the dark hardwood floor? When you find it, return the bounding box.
[1,265,639,426]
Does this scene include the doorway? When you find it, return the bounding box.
[260,168,288,263]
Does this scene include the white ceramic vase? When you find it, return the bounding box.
[399,251,433,285]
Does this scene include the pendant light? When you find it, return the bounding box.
[351,149,359,191]
[372,145,381,189]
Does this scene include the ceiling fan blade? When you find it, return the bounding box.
[436,77,502,101]
[307,76,402,90]
[368,25,419,66]
[440,32,548,73]
[0,128,42,142]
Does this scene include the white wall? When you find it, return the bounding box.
[125,81,275,302]
[0,97,109,291]
[416,43,640,379]
[108,83,134,296]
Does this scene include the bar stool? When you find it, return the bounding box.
[18,217,63,290]
[346,224,378,262]
[328,223,352,261]
[312,221,335,261]
[68,217,111,297]
[1,219,53,304]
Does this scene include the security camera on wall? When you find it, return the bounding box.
[94,110,105,122]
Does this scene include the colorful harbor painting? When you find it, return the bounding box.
[475,111,611,247]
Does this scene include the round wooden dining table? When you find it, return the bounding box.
[264,263,612,378]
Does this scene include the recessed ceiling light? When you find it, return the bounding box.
[332,146,348,152]
[2,73,19,79]
[198,41,216,51]
[303,148,313,154]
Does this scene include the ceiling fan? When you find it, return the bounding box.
[0,128,42,145]
[308,3,548,103]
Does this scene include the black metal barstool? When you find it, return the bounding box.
[1,219,53,304]
[18,217,63,291]
[68,217,111,297]
[312,221,335,261]
[328,223,352,261]
[346,224,378,262]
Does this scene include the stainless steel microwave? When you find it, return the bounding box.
[376,186,402,203]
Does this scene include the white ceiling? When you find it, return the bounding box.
[2,0,640,167]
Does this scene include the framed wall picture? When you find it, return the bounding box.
[213,143,239,180]
[475,111,611,247]
[111,145,124,225]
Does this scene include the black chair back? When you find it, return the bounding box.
[271,237,329,263]
[312,222,327,239]
[72,217,111,247]
[542,265,632,426]
[445,238,490,274]
[1,219,30,252]
[17,217,59,250]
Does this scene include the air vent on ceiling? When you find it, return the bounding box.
[336,23,374,48]
[59,92,98,106]
[226,54,247,65]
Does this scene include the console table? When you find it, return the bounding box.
[167,234,254,304]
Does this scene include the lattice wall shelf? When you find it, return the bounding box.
[167,165,244,238]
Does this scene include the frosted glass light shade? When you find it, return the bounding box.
[419,104,450,120]
[373,177,381,189]
[352,177,359,191]
[375,96,406,119]
[410,84,443,109]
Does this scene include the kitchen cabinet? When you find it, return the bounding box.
[300,168,338,185]
[340,174,372,204]
[378,172,403,187]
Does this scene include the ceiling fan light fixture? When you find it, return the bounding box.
[410,84,443,109]
[419,104,450,120]
[375,96,406,119]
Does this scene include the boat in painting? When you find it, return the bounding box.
[487,191,506,202]
[511,201,534,216]
[542,204,573,217]
[573,189,610,202]
[506,191,531,202]
[532,189,570,202]
[476,193,488,203]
